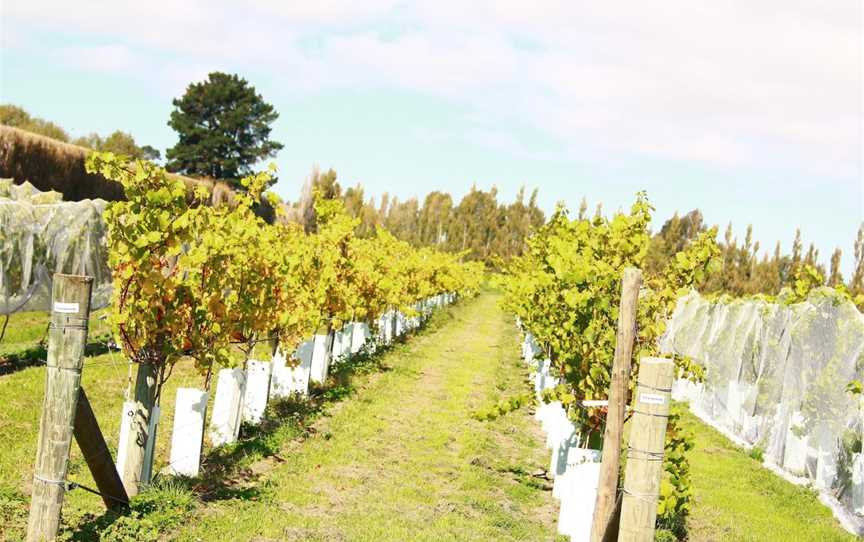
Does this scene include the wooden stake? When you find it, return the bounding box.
[618,357,675,542]
[119,362,158,497]
[600,492,623,542]
[591,268,642,542]
[73,388,129,510]
[26,274,93,542]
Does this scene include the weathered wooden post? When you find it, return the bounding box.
[600,493,623,542]
[118,362,158,497]
[618,357,675,542]
[26,274,93,542]
[591,268,642,542]
[73,388,129,510]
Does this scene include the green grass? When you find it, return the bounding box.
[0,294,562,541]
[0,311,50,351]
[171,293,562,541]
[5,293,853,541]
[680,407,856,541]
[0,347,206,541]
[0,309,113,370]
[1,309,112,352]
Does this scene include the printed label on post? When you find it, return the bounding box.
[53,302,80,314]
[640,392,666,406]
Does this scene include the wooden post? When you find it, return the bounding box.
[73,388,129,510]
[618,357,675,542]
[600,492,623,542]
[26,274,93,542]
[119,362,158,497]
[591,268,642,542]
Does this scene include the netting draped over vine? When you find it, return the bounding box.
[660,289,864,525]
[0,179,111,314]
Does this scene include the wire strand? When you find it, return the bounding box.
[630,409,669,419]
[636,382,672,393]
[621,488,659,504]
[33,473,66,486]
[67,480,129,506]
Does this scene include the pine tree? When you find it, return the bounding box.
[166,72,283,187]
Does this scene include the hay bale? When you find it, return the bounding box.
[0,125,125,201]
[0,126,276,220]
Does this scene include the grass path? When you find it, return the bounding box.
[680,408,857,541]
[5,290,851,541]
[173,293,561,542]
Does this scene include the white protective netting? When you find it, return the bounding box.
[660,288,864,530]
[0,179,111,314]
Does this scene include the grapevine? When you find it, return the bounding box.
[499,191,720,534]
[85,152,481,398]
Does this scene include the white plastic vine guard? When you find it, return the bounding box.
[210,368,246,446]
[242,360,271,425]
[168,388,208,477]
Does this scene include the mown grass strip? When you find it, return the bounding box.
[2,295,559,541]
[172,292,562,542]
[680,407,856,541]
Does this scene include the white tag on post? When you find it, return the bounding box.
[53,302,80,314]
[639,392,666,406]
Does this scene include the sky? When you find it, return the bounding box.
[1,1,862,275]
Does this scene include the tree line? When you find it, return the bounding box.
[3,71,859,300]
[1,72,281,187]
[0,104,161,161]
[290,167,546,265]
[645,209,864,302]
[1,85,548,267]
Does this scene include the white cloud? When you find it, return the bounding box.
[3,0,861,177]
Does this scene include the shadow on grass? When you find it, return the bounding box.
[64,477,198,542]
[62,306,458,540]
[191,335,405,503]
[0,335,114,376]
